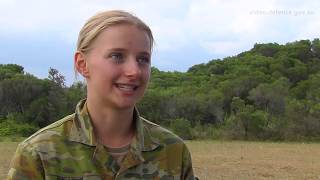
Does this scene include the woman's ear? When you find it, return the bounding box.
[74,51,90,78]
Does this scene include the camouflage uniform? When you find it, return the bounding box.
[7,99,196,180]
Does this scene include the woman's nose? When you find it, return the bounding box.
[124,58,141,79]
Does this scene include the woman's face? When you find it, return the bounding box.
[83,24,151,109]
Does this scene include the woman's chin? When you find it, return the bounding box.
[113,100,137,110]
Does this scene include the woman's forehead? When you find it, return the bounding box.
[90,24,151,52]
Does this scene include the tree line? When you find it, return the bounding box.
[1,39,320,141]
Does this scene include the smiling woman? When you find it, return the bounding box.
[7,10,196,180]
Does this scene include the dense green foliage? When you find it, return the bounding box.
[1,39,320,140]
[0,66,86,136]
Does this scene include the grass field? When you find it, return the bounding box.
[1,140,320,179]
[186,141,320,180]
[0,141,19,180]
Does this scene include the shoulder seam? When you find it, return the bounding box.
[140,117,184,144]
[140,117,160,127]
[22,114,75,144]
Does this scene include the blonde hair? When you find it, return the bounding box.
[76,10,154,53]
[74,10,154,80]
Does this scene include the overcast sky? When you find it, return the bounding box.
[0,0,319,85]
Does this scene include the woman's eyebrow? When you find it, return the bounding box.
[107,48,150,56]
[107,48,127,52]
[139,52,151,56]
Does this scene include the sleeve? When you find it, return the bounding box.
[7,143,45,180]
[181,144,197,180]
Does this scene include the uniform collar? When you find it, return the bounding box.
[69,99,160,153]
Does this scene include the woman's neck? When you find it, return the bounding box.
[86,96,135,147]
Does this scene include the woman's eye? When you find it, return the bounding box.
[109,53,123,63]
[137,56,150,65]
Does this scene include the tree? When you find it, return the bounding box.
[228,97,267,139]
[0,74,43,117]
[65,81,87,113]
[248,78,289,118]
[285,40,312,63]
[311,39,320,58]
[48,67,66,87]
[0,64,24,81]
[252,43,280,57]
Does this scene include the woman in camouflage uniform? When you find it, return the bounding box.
[8,10,196,180]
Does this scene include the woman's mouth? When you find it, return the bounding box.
[115,83,138,92]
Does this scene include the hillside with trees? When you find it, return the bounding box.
[1,39,320,141]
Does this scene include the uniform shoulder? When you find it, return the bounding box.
[141,117,184,145]
[18,114,75,149]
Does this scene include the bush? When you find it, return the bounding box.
[190,122,221,140]
[170,118,192,140]
[0,119,38,136]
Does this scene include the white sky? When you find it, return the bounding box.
[0,0,319,85]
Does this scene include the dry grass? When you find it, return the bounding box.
[186,141,320,180]
[0,142,19,180]
[1,140,320,179]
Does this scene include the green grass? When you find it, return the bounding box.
[0,136,26,142]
